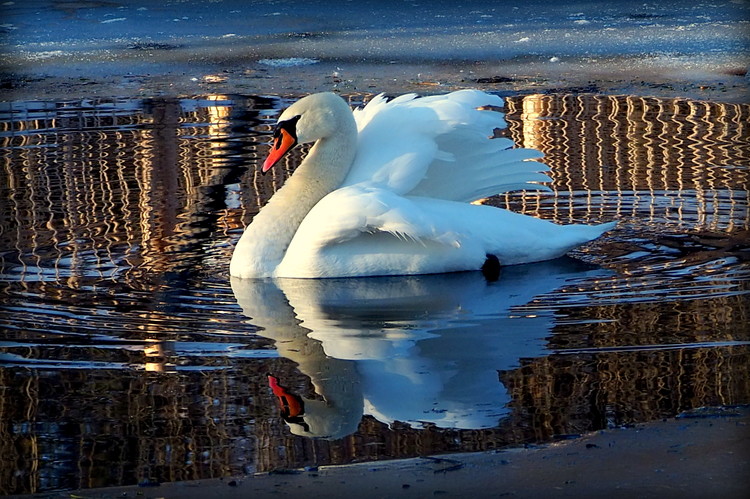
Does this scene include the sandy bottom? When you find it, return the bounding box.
[18,406,748,499]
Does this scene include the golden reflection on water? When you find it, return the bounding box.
[0,93,748,494]
[2,97,240,284]
[502,94,749,231]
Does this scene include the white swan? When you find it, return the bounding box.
[230,90,615,278]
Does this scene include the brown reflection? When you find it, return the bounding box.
[501,346,750,439]
[0,96,275,287]
[502,94,749,231]
[0,364,281,493]
[144,99,180,259]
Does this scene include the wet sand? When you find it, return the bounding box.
[3,56,749,103]
[19,405,745,499]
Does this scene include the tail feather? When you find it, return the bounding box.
[572,221,618,245]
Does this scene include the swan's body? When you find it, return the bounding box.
[230,90,615,279]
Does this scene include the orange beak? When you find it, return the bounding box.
[268,375,305,419]
[263,122,298,173]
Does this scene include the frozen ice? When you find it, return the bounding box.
[3,0,746,62]
[258,58,320,68]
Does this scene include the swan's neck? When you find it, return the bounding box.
[230,125,357,278]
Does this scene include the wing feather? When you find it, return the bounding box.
[277,182,614,278]
[345,90,550,201]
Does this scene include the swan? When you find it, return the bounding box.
[230,90,615,278]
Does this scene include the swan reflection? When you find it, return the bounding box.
[231,259,608,439]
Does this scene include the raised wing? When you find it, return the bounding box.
[344,89,550,201]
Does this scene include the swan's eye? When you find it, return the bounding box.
[263,115,302,173]
[273,115,301,143]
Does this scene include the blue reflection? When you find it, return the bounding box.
[232,258,609,439]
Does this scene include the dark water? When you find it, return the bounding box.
[0,93,748,494]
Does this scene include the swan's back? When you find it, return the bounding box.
[344,89,551,201]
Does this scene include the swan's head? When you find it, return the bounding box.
[263,92,352,173]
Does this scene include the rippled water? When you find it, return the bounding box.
[1,93,748,494]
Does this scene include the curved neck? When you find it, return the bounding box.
[230,116,357,278]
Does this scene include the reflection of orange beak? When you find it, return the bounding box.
[268,375,304,419]
[263,128,297,173]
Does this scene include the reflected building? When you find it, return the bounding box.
[501,94,749,231]
[1,95,283,286]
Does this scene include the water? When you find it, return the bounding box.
[5,0,748,63]
[0,93,748,494]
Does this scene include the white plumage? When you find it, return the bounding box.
[230,90,615,278]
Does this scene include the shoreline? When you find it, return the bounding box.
[3,57,748,103]
[17,405,750,499]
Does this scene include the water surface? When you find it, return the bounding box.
[0,93,748,494]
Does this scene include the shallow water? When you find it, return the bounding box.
[0,93,748,494]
